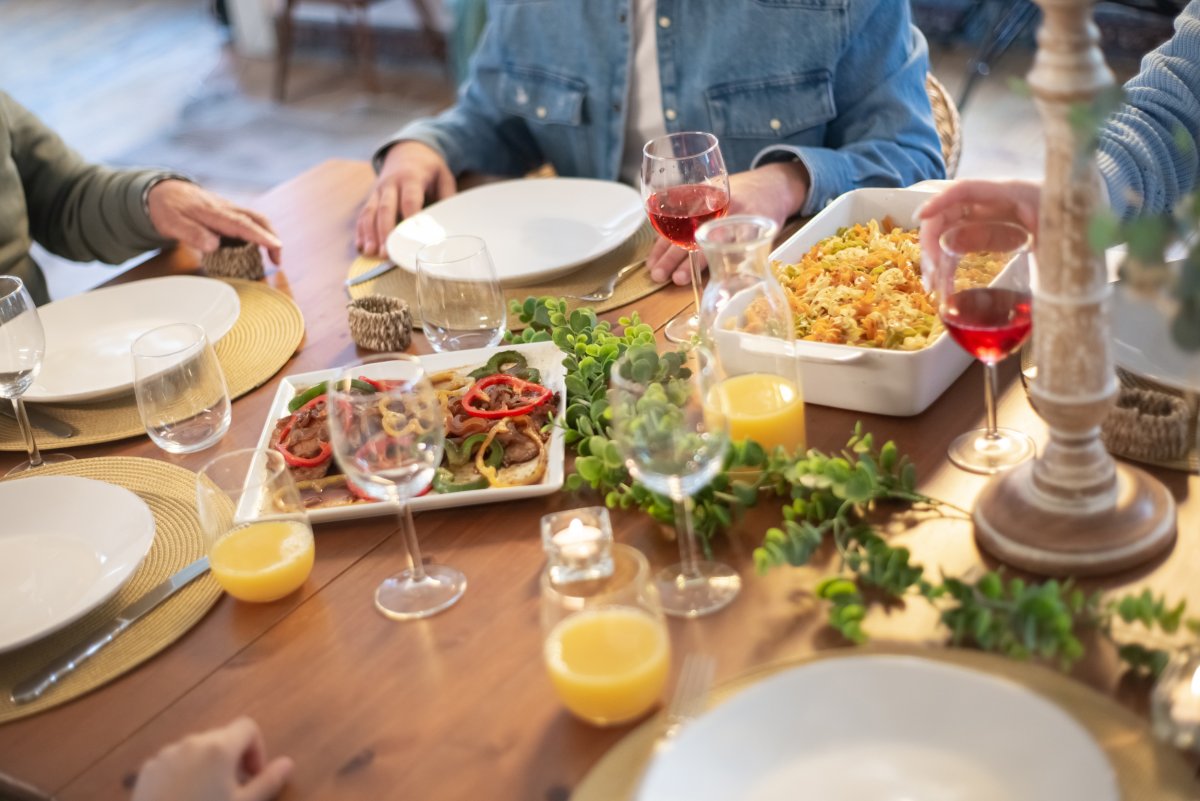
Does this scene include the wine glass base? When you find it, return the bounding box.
[655,561,741,618]
[5,452,75,476]
[374,564,467,620]
[663,312,699,344]
[947,428,1036,475]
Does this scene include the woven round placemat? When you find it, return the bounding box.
[0,457,221,724]
[1020,347,1198,472]
[347,224,661,329]
[571,644,1196,801]
[0,279,304,451]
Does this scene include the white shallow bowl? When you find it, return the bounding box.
[638,654,1118,801]
[1112,273,1200,392]
[719,187,965,417]
[0,475,156,652]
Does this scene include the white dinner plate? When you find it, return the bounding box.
[253,341,565,524]
[0,475,156,653]
[639,655,1118,801]
[26,275,240,403]
[1112,273,1200,393]
[385,178,644,287]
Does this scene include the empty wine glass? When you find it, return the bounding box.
[416,235,506,352]
[326,353,466,619]
[608,344,740,617]
[132,322,231,454]
[641,132,731,343]
[0,276,73,475]
[936,220,1035,474]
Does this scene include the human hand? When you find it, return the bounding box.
[917,179,1041,293]
[356,141,456,256]
[646,161,809,284]
[147,181,282,265]
[131,717,293,801]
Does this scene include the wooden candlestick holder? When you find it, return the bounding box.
[972,0,1176,576]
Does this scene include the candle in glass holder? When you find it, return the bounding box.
[1151,647,1200,751]
[541,507,614,586]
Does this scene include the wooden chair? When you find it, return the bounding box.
[927,73,963,179]
[274,0,447,101]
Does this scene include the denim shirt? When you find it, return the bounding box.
[387,0,945,216]
[1098,0,1200,221]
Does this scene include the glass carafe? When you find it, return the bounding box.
[696,215,806,457]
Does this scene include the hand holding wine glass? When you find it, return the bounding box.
[608,344,739,617]
[641,132,730,343]
[936,220,1035,474]
[0,276,73,475]
[326,354,466,619]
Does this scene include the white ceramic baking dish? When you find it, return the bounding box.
[715,187,973,417]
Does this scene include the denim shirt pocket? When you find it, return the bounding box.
[705,70,836,141]
[490,64,592,176]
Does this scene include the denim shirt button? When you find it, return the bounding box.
[612,102,621,114]
[536,106,548,119]
[664,108,677,121]
[619,11,627,23]
[658,15,670,28]
[769,118,782,131]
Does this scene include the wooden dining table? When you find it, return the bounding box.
[1,159,1197,799]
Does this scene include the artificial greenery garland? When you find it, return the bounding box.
[508,296,1195,676]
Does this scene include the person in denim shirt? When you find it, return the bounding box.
[357,0,945,284]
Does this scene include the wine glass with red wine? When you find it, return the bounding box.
[937,220,1035,474]
[641,132,730,343]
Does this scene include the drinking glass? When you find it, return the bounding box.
[937,220,1036,474]
[0,276,73,475]
[196,448,315,603]
[541,543,670,726]
[608,344,740,617]
[326,353,466,619]
[132,322,231,454]
[641,132,730,343]
[416,235,506,352]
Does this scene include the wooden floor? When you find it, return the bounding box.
[2,0,1142,299]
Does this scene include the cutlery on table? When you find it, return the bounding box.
[10,556,210,705]
[0,403,76,439]
[567,259,646,303]
[660,652,715,745]
[345,259,400,288]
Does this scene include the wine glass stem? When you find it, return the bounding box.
[673,495,701,580]
[12,398,43,468]
[982,362,1000,440]
[395,499,427,582]
[687,250,703,321]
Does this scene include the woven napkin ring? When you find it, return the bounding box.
[347,295,413,351]
[1101,387,1191,462]
[202,237,265,280]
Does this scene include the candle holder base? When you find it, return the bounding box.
[974,461,1176,576]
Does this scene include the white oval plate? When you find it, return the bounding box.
[639,655,1117,801]
[1112,276,1200,393]
[26,275,240,403]
[386,178,644,287]
[0,475,156,653]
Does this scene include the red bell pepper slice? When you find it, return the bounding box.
[461,374,552,419]
[275,395,333,468]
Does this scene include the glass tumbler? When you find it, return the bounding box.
[196,448,315,603]
[416,235,506,352]
[132,322,231,454]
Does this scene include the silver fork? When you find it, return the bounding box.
[660,652,715,745]
[568,259,646,303]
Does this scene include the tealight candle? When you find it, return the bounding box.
[541,507,614,586]
[1151,647,1200,751]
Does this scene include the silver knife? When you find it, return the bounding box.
[0,403,77,439]
[10,556,211,705]
[345,259,400,288]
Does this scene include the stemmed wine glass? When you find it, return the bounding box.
[326,353,466,619]
[0,276,73,475]
[608,344,740,617]
[641,132,731,343]
[936,220,1036,474]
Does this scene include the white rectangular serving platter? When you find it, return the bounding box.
[253,341,566,524]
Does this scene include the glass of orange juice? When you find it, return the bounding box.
[541,543,671,726]
[196,448,315,603]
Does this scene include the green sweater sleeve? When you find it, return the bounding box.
[2,91,172,265]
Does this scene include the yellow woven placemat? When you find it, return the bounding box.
[572,644,1196,801]
[1020,347,1198,472]
[0,279,305,451]
[0,457,221,724]
[346,224,662,327]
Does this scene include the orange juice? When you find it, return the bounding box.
[544,607,670,725]
[708,373,805,454]
[209,520,314,603]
